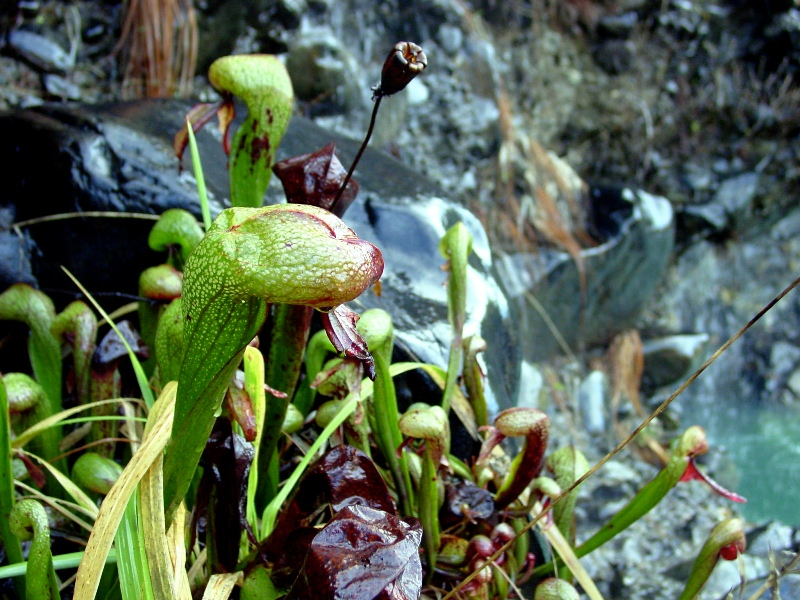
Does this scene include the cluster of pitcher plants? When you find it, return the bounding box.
[0,43,749,599]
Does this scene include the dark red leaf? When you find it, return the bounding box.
[173,100,221,163]
[173,96,235,171]
[194,419,256,572]
[321,306,376,380]
[272,143,359,217]
[16,451,47,489]
[285,504,423,600]
[225,385,257,442]
[217,99,236,155]
[266,445,396,566]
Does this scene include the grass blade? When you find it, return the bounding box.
[186,117,212,230]
[74,383,176,600]
[0,550,118,579]
[116,493,154,600]
[61,268,155,409]
[244,346,266,531]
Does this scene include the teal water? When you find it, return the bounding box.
[689,401,800,526]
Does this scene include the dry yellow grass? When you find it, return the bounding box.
[116,0,198,98]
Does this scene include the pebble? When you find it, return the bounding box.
[747,521,795,557]
[578,370,607,434]
[642,333,709,389]
[437,24,463,54]
[516,361,544,409]
[43,73,81,100]
[597,12,638,39]
[598,460,640,486]
[681,162,715,193]
[405,78,429,106]
[767,341,800,395]
[284,29,362,112]
[680,202,730,236]
[713,172,760,230]
[7,28,75,73]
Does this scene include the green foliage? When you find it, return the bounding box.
[9,499,60,599]
[153,298,183,384]
[4,373,60,473]
[545,446,589,543]
[678,518,746,600]
[0,46,766,600]
[358,308,413,515]
[147,208,204,267]
[0,376,25,595]
[0,285,62,416]
[72,453,123,496]
[576,426,709,558]
[162,203,382,520]
[439,221,472,414]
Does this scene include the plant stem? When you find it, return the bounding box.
[419,447,439,581]
[329,96,383,215]
[0,378,26,597]
[256,303,313,508]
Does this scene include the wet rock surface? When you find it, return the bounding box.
[0,99,514,415]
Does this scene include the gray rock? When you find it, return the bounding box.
[597,460,640,487]
[785,368,800,402]
[747,522,795,557]
[578,370,608,434]
[642,333,709,390]
[713,172,760,232]
[285,29,363,114]
[43,73,81,100]
[597,12,639,38]
[7,28,75,73]
[593,39,635,75]
[516,362,545,409]
[681,162,715,193]
[777,574,800,600]
[679,201,730,239]
[495,186,674,370]
[767,340,800,396]
[437,24,463,54]
[0,207,34,286]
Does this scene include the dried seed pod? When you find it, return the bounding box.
[376,41,427,97]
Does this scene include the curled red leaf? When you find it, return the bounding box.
[173,96,235,169]
[285,504,423,600]
[680,458,747,503]
[322,305,376,380]
[193,419,256,572]
[266,445,396,566]
[272,143,360,217]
